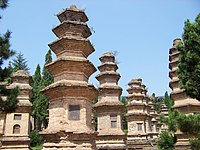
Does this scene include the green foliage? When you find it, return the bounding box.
[177,113,200,136]
[177,13,200,100]
[0,3,19,112]
[0,0,8,9]
[0,31,15,65]
[31,64,41,103]
[92,97,98,131]
[189,133,200,150]
[160,110,180,132]
[163,92,174,111]
[31,50,53,130]
[12,52,29,73]
[41,50,53,87]
[29,130,43,148]
[120,96,128,131]
[32,93,48,128]
[157,93,178,149]
[150,93,163,113]
[0,86,19,112]
[0,0,8,19]
[31,145,42,150]
[157,131,177,150]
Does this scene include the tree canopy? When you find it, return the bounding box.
[178,13,200,100]
[12,52,29,73]
[0,0,19,112]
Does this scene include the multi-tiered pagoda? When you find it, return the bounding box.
[126,78,150,149]
[2,70,32,150]
[94,52,126,149]
[41,5,97,149]
[169,38,200,150]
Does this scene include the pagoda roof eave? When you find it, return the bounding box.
[56,7,88,23]
[48,36,94,57]
[97,62,118,71]
[45,57,96,77]
[93,101,124,108]
[95,72,120,81]
[52,20,91,38]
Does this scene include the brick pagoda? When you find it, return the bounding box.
[169,38,200,149]
[126,78,150,149]
[2,70,32,150]
[41,5,97,149]
[94,52,126,149]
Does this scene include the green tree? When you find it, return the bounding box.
[157,93,178,150]
[150,93,163,114]
[163,92,174,111]
[157,130,177,150]
[0,0,19,113]
[176,113,200,150]
[31,64,42,130]
[120,96,128,132]
[41,50,53,86]
[92,97,98,131]
[12,52,29,73]
[31,50,53,130]
[177,13,200,100]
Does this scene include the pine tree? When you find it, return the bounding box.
[177,13,200,100]
[32,64,41,102]
[12,52,29,73]
[31,64,42,130]
[120,96,128,132]
[31,50,53,130]
[0,0,19,112]
[41,50,53,87]
[40,50,53,128]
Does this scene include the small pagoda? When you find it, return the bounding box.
[2,70,32,150]
[41,5,97,149]
[126,78,150,149]
[141,84,158,140]
[94,52,126,149]
[169,38,200,149]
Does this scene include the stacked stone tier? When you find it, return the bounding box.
[48,37,94,58]
[57,6,88,23]
[98,62,118,72]
[42,81,97,101]
[52,20,91,38]
[127,92,145,101]
[96,72,120,86]
[46,57,96,82]
[6,70,32,112]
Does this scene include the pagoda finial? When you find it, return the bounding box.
[69,4,80,11]
[173,38,182,48]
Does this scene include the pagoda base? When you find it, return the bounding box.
[127,136,151,150]
[1,136,30,150]
[42,130,97,150]
[96,133,126,150]
[174,131,191,150]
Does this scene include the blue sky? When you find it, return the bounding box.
[0,0,199,96]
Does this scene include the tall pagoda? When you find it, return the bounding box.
[126,78,150,149]
[41,5,98,149]
[94,52,126,149]
[169,38,200,149]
